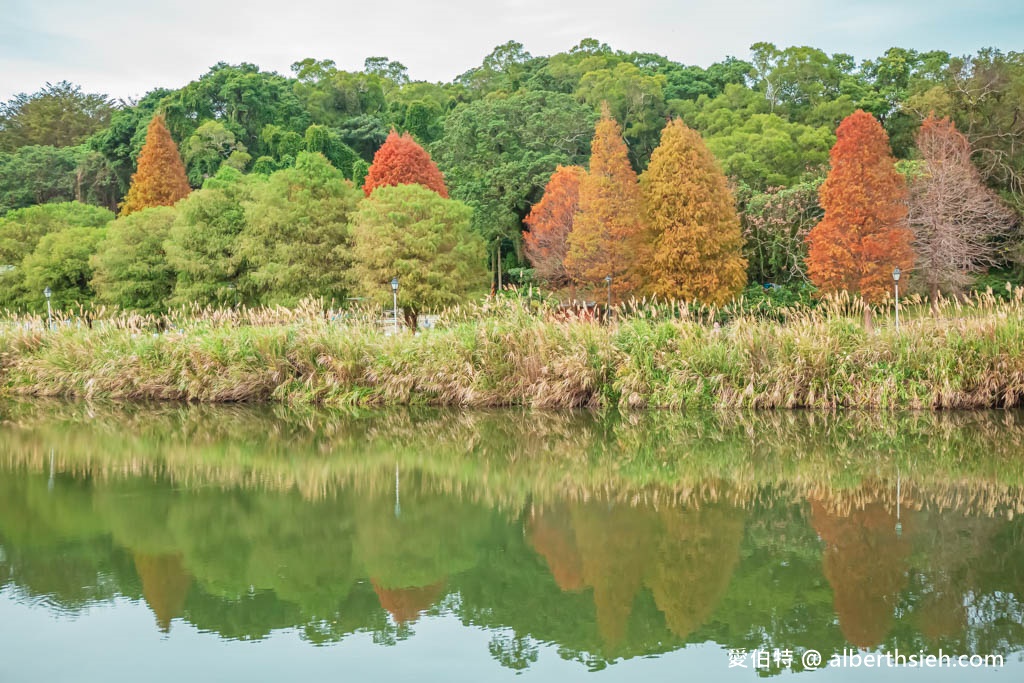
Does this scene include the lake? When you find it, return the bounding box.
[1,402,1022,681]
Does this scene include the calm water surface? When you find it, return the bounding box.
[1,403,1022,681]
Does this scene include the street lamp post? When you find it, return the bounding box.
[43,287,52,330]
[604,275,612,321]
[892,267,901,332]
[895,469,902,538]
[391,277,400,335]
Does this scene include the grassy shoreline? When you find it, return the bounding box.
[2,292,1023,409]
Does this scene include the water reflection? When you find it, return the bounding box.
[0,403,1023,675]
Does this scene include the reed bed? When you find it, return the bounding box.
[2,288,1023,409]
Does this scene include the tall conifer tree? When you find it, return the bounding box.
[806,110,914,303]
[564,105,644,298]
[523,165,583,287]
[119,114,191,216]
[639,119,746,305]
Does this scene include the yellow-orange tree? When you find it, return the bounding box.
[523,165,583,287]
[564,106,645,298]
[806,110,914,302]
[639,119,746,305]
[119,114,191,216]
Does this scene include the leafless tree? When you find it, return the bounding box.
[908,116,1017,302]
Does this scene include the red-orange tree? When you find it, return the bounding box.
[523,165,583,287]
[564,106,645,298]
[363,130,448,198]
[119,114,191,216]
[806,110,914,303]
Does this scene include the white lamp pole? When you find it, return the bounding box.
[605,274,612,320]
[391,277,399,335]
[892,267,901,332]
[44,287,52,330]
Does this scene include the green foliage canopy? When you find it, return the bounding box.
[351,184,487,319]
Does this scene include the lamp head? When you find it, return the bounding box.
[44,287,51,299]
[391,277,399,293]
[604,275,612,284]
[892,267,901,282]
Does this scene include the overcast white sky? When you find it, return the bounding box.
[1,0,1021,101]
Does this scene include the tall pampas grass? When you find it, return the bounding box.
[3,287,1023,409]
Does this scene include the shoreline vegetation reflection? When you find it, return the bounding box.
[1,402,1023,674]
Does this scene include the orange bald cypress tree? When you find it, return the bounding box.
[639,119,746,305]
[806,110,914,303]
[119,114,191,216]
[564,105,645,298]
[523,165,583,287]
[363,130,448,198]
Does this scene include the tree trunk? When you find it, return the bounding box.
[862,303,875,335]
[404,308,418,331]
[930,281,941,318]
[496,240,502,292]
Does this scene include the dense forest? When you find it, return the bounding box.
[1,39,1022,312]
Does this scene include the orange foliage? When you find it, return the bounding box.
[119,114,191,216]
[525,506,584,591]
[523,165,583,287]
[810,499,911,648]
[133,552,192,633]
[564,105,645,298]
[371,578,446,624]
[806,110,914,303]
[639,118,747,305]
[363,130,448,198]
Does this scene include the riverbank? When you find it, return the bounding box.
[2,293,1023,409]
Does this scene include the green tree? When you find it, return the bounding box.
[456,41,536,95]
[662,58,753,101]
[337,115,390,161]
[91,206,177,313]
[363,56,410,93]
[0,81,114,152]
[576,62,667,167]
[183,121,248,186]
[0,145,80,214]
[21,226,106,309]
[352,159,370,188]
[433,92,595,259]
[239,152,361,306]
[672,86,833,189]
[703,114,833,188]
[351,184,486,326]
[163,63,308,158]
[291,59,387,127]
[0,145,121,216]
[403,100,444,144]
[0,202,113,309]
[165,167,262,306]
[738,178,823,284]
[304,125,358,178]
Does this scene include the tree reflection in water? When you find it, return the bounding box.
[1,403,1023,671]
